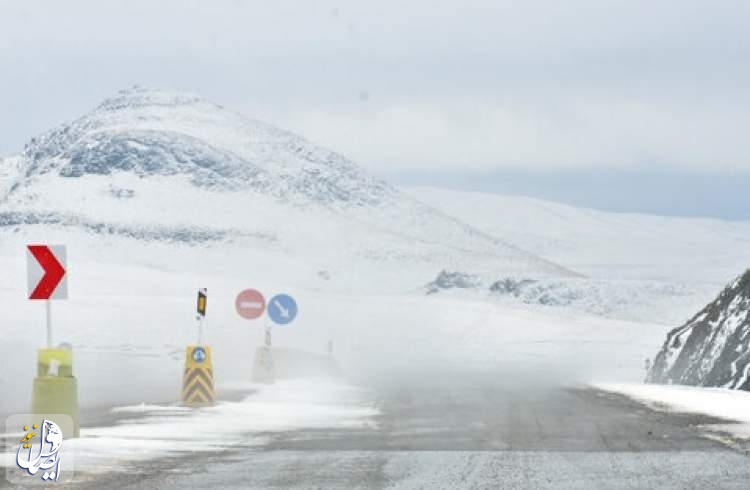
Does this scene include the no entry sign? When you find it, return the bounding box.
[27,245,68,300]
[235,289,265,320]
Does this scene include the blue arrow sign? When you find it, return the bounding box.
[192,346,206,363]
[268,293,297,325]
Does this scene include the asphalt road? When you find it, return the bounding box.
[68,371,750,489]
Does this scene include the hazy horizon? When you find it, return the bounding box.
[2,0,748,219]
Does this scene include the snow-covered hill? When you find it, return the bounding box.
[0,87,676,415]
[0,87,574,292]
[648,270,750,389]
[406,186,750,285]
[7,87,392,205]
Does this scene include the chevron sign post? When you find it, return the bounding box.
[27,245,68,348]
[26,244,79,438]
[27,245,67,300]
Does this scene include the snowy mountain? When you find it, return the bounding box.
[0,88,678,416]
[8,87,392,205]
[648,270,750,389]
[0,87,574,293]
[406,186,750,285]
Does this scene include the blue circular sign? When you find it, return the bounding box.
[268,294,298,325]
[192,347,207,363]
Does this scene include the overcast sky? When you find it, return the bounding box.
[1,1,749,218]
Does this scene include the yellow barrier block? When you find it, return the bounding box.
[31,348,79,438]
[182,346,215,406]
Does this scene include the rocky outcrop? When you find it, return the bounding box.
[648,270,750,389]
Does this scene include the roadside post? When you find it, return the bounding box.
[182,288,215,406]
[252,293,299,382]
[26,245,79,438]
[234,289,273,382]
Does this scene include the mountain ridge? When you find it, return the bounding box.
[405,185,750,284]
[0,87,577,286]
[8,86,394,207]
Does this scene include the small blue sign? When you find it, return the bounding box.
[268,293,298,325]
[192,346,207,363]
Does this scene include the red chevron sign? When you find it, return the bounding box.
[26,245,68,300]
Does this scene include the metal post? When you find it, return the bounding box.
[46,300,52,348]
[198,317,204,345]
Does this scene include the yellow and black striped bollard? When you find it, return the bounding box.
[182,346,215,406]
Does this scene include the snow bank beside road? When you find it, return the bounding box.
[594,383,750,438]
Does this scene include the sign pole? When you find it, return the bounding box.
[184,288,214,406]
[252,293,297,384]
[45,300,52,348]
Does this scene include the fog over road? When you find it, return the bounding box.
[76,371,750,489]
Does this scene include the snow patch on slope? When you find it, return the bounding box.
[424,270,715,324]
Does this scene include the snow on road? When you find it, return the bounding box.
[594,382,750,439]
[1,380,377,476]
